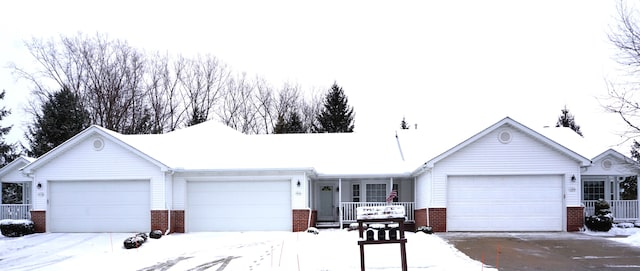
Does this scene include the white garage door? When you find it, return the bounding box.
[447,175,563,231]
[49,180,150,232]
[187,180,292,232]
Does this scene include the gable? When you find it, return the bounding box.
[32,134,163,179]
[422,117,590,169]
[584,152,640,176]
[434,123,584,173]
[0,158,32,183]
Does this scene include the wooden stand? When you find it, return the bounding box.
[357,217,408,271]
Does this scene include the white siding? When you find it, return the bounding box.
[32,135,165,210]
[584,154,638,176]
[1,161,32,183]
[415,171,431,209]
[431,125,583,207]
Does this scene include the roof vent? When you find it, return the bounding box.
[92,137,104,151]
[602,159,612,170]
[498,130,512,144]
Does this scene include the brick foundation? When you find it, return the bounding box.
[150,210,185,234]
[30,210,46,233]
[567,206,584,232]
[414,208,428,228]
[292,209,316,232]
[428,208,447,232]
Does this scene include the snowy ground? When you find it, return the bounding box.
[0,225,639,271]
[0,229,495,271]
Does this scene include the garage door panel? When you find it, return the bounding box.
[448,175,563,232]
[50,181,150,232]
[187,180,292,232]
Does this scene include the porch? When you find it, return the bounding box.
[0,204,31,220]
[583,200,639,222]
[312,177,416,228]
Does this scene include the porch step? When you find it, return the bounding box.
[315,222,340,229]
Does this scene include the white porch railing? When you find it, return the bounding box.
[340,202,415,223]
[583,200,639,221]
[0,204,31,220]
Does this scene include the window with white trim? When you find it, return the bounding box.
[583,181,604,201]
[352,184,360,202]
[366,184,387,202]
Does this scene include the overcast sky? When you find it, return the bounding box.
[0,0,632,155]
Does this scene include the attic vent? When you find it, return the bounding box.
[92,138,104,151]
[602,159,613,170]
[498,130,512,144]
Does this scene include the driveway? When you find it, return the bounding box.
[439,232,640,270]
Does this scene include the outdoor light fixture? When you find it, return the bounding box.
[36,182,42,189]
[296,180,301,187]
[571,175,576,182]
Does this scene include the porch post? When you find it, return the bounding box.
[637,175,640,220]
[338,178,342,229]
[390,178,394,194]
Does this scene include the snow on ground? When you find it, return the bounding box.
[0,229,496,271]
[582,223,640,247]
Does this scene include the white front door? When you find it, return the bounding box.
[318,185,335,221]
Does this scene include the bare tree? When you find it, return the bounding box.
[181,54,229,126]
[217,72,257,133]
[606,2,640,140]
[253,76,276,134]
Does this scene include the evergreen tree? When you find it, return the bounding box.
[287,111,304,133]
[0,90,18,166]
[621,140,640,200]
[313,82,355,133]
[400,117,410,130]
[273,113,287,134]
[27,87,91,157]
[556,105,583,136]
[273,111,305,134]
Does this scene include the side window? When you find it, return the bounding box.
[352,184,360,202]
[392,183,399,202]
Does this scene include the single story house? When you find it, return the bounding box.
[1,117,639,233]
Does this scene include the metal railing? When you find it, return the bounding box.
[0,204,32,220]
[583,200,639,221]
[340,202,415,223]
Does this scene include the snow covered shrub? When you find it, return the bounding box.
[416,226,433,234]
[306,227,319,235]
[149,230,163,239]
[123,233,148,249]
[585,199,613,232]
[0,219,35,237]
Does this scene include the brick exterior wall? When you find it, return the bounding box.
[292,209,316,232]
[567,206,584,232]
[170,210,185,233]
[151,210,168,233]
[414,208,428,228]
[428,208,447,232]
[30,210,46,233]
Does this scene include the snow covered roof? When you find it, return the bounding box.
[111,121,412,177]
[20,116,633,177]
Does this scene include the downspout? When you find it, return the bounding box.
[165,169,175,235]
[338,178,342,229]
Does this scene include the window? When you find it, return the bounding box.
[392,183,399,202]
[366,184,387,202]
[352,184,360,202]
[583,181,604,201]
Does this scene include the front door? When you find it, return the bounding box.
[318,185,335,221]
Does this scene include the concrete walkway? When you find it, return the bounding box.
[439,232,640,270]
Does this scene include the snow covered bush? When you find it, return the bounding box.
[149,230,163,239]
[0,219,35,237]
[123,233,148,249]
[585,199,613,232]
[416,226,433,234]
